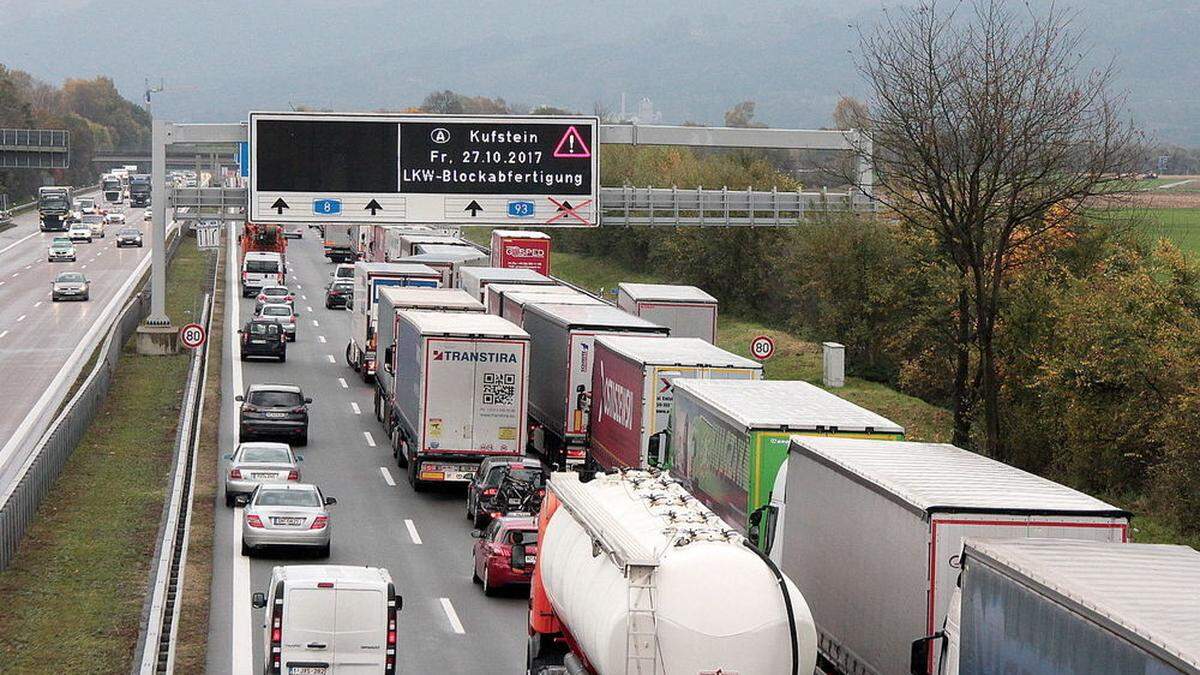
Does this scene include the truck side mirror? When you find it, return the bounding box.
[251,592,267,609]
[910,632,944,675]
[511,543,527,570]
[647,432,663,467]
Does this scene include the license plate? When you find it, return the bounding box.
[251,472,277,479]
[272,517,304,526]
[264,412,286,418]
[508,499,522,506]
[288,667,327,675]
[525,555,537,565]
[250,339,267,344]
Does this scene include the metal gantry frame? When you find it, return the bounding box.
[147,120,872,324]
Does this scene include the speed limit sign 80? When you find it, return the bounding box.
[750,334,775,361]
[180,322,207,349]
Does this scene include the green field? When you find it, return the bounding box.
[1102,207,1200,255]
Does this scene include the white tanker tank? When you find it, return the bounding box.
[526,470,817,675]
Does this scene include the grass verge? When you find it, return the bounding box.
[172,237,224,672]
[0,237,213,672]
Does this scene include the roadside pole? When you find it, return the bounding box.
[136,118,180,354]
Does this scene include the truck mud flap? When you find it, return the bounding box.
[345,342,358,371]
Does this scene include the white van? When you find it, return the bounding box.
[243,252,285,297]
[252,565,400,674]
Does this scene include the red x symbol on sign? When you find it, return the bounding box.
[545,197,594,225]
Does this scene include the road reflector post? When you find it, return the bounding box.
[822,341,845,388]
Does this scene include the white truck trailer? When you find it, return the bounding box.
[528,470,818,675]
[523,303,668,467]
[588,336,762,472]
[765,437,1132,675]
[617,283,719,343]
[457,266,555,303]
[346,262,441,381]
[382,310,529,490]
[911,538,1200,675]
[373,287,485,424]
[484,283,575,314]
[402,250,488,287]
[494,289,600,326]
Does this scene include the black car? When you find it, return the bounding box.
[237,384,311,446]
[466,456,545,527]
[325,280,353,309]
[238,319,287,362]
[115,227,144,247]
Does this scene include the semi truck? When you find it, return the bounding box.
[617,283,719,344]
[323,222,358,263]
[129,174,151,207]
[527,470,818,675]
[489,229,551,276]
[380,310,529,490]
[37,186,72,231]
[346,262,441,381]
[492,288,598,325]
[101,173,123,204]
[484,283,574,314]
[911,538,1200,675]
[664,379,904,541]
[403,250,488,287]
[395,232,463,258]
[373,287,485,423]
[523,303,668,467]
[589,336,763,472]
[765,436,1132,675]
[457,266,555,303]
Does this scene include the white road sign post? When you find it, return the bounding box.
[196,221,221,249]
[248,111,600,227]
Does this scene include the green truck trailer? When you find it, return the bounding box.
[663,379,904,545]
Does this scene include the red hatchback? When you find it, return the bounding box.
[471,516,538,596]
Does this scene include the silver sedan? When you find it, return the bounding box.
[223,442,302,507]
[238,483,335,557]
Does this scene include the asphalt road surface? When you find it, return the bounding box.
[0,196,153,487]
[207,226,529,674]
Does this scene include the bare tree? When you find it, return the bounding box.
[852,1,1143,457]
[831,95,869,131]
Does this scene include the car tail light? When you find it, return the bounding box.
[270,581,284,674]
[290,406,306,413]
[490,512,502,520]
[482,488,498,497]
[310,516,328,530]
[247,514,265,528]
[286,470,299,480]
[537,488,545,496]
[567,448,585,459]
[229,468,242,479]
[386,585,399,673]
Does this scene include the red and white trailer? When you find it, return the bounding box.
[617,283,719,344]
[490,229,551,276]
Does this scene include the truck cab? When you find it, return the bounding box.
[251,565,400,675]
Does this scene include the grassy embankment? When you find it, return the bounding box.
[0,237,213,672]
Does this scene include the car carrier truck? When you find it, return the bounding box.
[379,310,529,490]
[527,470,818,675]
[765,436,1132,675]
[911,538,1200,675]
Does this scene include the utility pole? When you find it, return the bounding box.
[144,78,164,117]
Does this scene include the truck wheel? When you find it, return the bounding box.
[345,342,357,370]
[482,565,497,597]
[373,390,382,421]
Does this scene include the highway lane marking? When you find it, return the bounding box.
[364,431,376,447]
[11,273,18,277]
[312,320,320,327]
[317,335,327,343]
[34,301,42,308]
[306,306,313,312]
[0,281,5,286]
[404,519,423,545]
[350,402,361,415]
[23,264,31,270]
[0,330,7,338]
[0,230,40,255]
[439,598,465,634]
[338,377,348,389]
[81,265,87,270]
[301,294,307,300]
[16,315,25,322]
[227,222,253,675]
[379,466,394,485]
[326,354,336,363]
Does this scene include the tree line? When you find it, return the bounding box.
[0,65,150,203]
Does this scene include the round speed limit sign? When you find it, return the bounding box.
[750,334,775,361]
[179,323,206,349]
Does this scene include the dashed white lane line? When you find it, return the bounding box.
[81,265,87,270]
[301,294,307,300]
[364,431,377,447]
[338,377,349,389]
[350,402,361,415]
[326,354,336,363]
[34,301,42,308]
[0,330,8,339]
[23,264,31,270]
[440,598,465,634]
[0,280,5,286]
[312,320,320,327]
[306,306,313,313]
[405,519,423,545]
[16,314,25,322]
[318,335,327,344]
[11,273,18,278]
[379,465,394,485]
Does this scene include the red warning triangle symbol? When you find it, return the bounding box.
[552,126,591,158]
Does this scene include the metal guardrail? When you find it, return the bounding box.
[0,232,182,570]
[598,185,874,226]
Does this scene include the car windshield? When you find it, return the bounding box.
[51,238,70,246]
[239,446,292,463]
[254,489,320,507]
[487,466,541,486]
[247,390,302,407]
[120,229,139,235]
[331,282,352,292]
[335,268,353,277]
[245,260,279,273]
[56,273,85,283]
[248,322,280,336]
[261,305,291,317]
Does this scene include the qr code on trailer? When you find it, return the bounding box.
[482,372,517,406]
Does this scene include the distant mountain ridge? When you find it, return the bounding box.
[0,0,1195,144]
